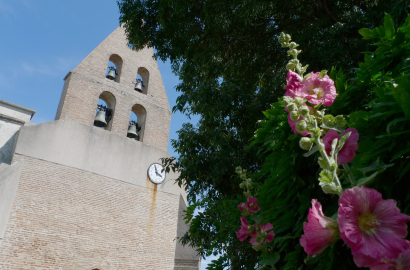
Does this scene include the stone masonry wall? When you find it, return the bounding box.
[55,27,171,151]
[0,155,180,270]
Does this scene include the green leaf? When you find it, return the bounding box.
[392,77,410,119]
[359,28,375,39]
[250,215,262,224]
[259,252,280,266]
[386,117,408,133]
[356,170,384,186]
[384,13,395,38]
[318,70,328,78]
[335,131,351,157]
[357,158,394,175]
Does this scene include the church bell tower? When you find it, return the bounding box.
[0,26,200,270]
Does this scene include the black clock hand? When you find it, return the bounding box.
[155,165,158,173]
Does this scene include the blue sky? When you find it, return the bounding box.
[0,0,215,268]
[0,0,200,157]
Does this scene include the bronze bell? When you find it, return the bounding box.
[106,67,116,80]
[94,110,107,127]
[127,121,140,140]
[134,79,143,92]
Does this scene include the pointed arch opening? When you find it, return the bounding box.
[106,54,123,83]
[94,91,116,131]
[134,67,149,94]
[127,104,146,141]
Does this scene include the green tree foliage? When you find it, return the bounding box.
[118,1,410,268]
[253,14,410,268]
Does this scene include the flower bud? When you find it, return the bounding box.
[286,58,300,71]
[294,97,304,106]
[288,49,299,57]
[290,111,300,121]
[322,115,335,127]
[286,34,291,42]
[299,137,313,151]
[239,183,245,189]
[287,103,298,112]
[334,115,347,129]
[299,105,310,117]
[281,96,294,107]
[295,120,307,133]
[235,166,242,174]
[286,62,296,70]
[289,42,298,49]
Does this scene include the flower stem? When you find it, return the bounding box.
[309,119,342,195]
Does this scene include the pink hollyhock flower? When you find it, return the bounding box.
[285,107,310,136]
[237,202,245,212]
[300,199,340,257]
[323,128,359,164]
[237,217,253,241]
[284,70,304,98]
[338,186,410,267]
[249,223,275,246]
[244,196,260,214]
[301,72,337,106]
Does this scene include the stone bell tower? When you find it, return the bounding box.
[0,26,200,270]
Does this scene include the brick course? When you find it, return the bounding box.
[0,155,180,269]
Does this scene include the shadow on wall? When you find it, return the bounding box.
[0,133,17,165]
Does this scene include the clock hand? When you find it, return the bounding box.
[155,165,158,173]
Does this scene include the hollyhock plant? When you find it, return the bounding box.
[338,186,410,266]
[284,70,303,98]
[300,199,340,257]
[285,107,310,136]
[249,223,275,246]
[301,72,337,106]
[323,128,359,164]
[237,217,253,241]
[245,196,260,214]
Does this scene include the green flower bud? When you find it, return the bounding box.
[295,120,307,133]
[239,183,245,189]
[294,97,305,106]
[299,105,310,117]
[334,115,347,129]
[286,59,299,71]
[288,49,299,57]
[281,96,294,107]
[322,115,335,127]
[290,111,300,121]
[235,166,242,174]
[289,42,298,49]
[287,103,298,112]
[299,137,313,151]
[286,34,291,42]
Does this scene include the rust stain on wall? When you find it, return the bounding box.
[146,177,157,234]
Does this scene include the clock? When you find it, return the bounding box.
[147,163,166,184]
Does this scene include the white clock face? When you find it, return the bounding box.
[148,163,166,184]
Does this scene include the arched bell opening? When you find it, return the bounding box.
[94,91,116,131]
[127,104,146,141]
[134,67,149,94]
[106,54,123,83]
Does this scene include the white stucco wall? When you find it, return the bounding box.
[0,100,35,164]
